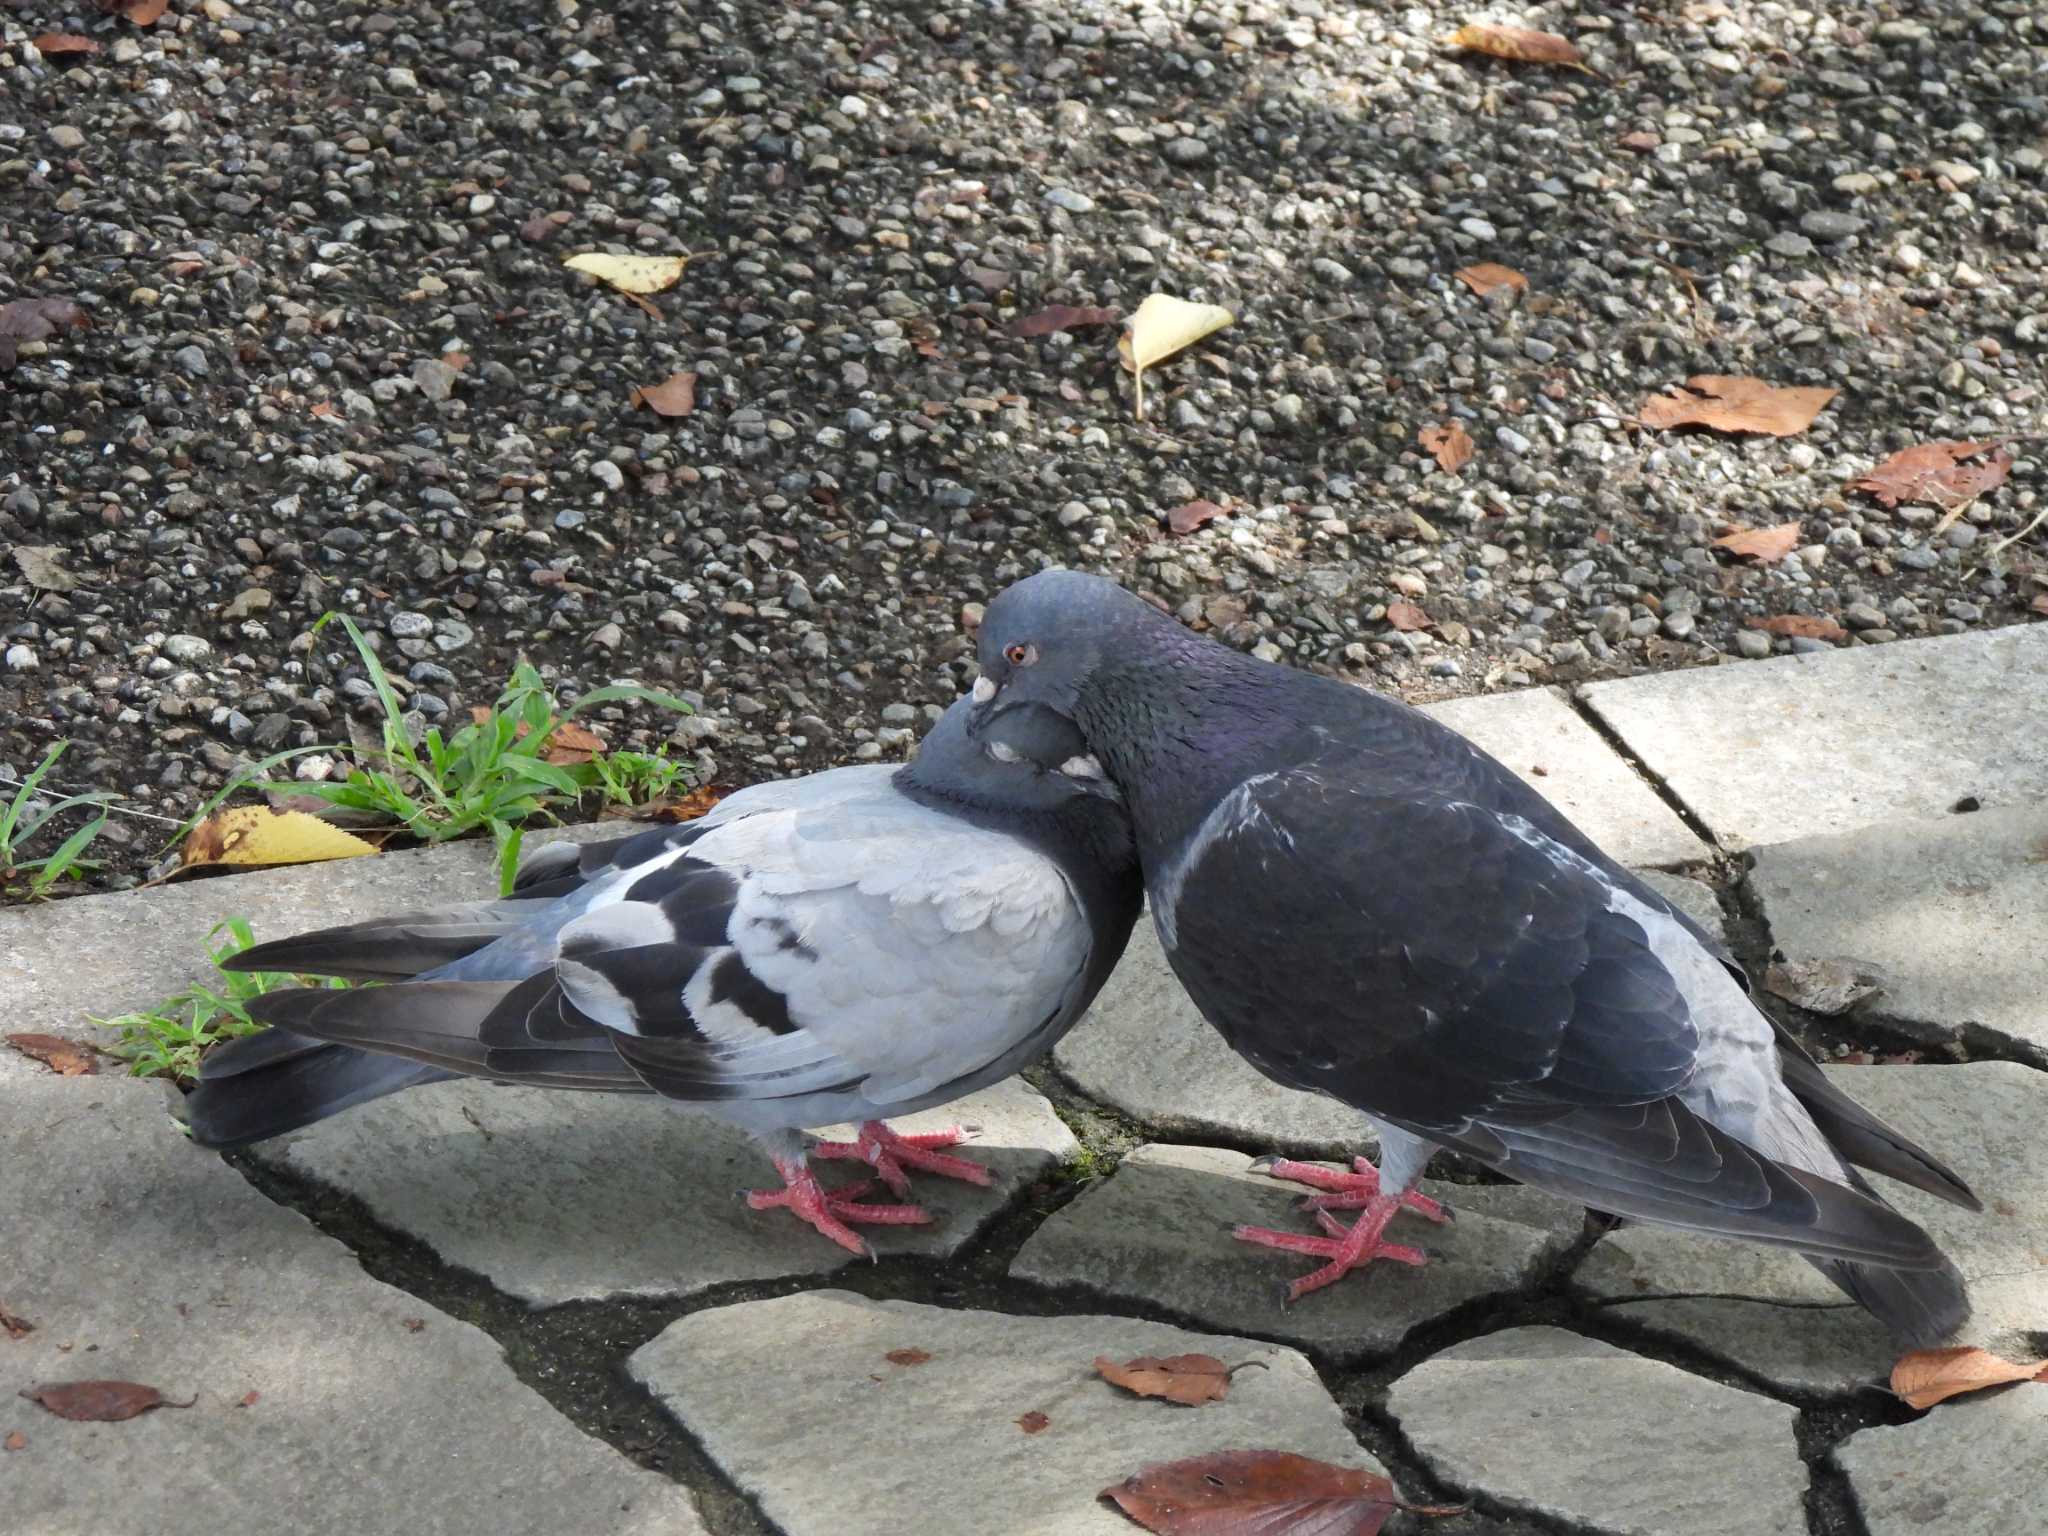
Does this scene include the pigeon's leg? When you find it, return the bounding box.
[745,1155,933,1256]
[811,1120,993,1199]
[1249,1154,1451,1224]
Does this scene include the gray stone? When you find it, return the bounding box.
[631,1291,1379,1536]
[0,824,620,1052]
[1750,806,2048,1057]
[1011,1144,1582,1358]
[253,1075,1075,1304]
[1836,1385,2048,1535]
[1422,686,1709,868]
[1388,1328,1806,1536]
[0,1067,698,1535]
[1580,625,2048,848]
[1573,1063,2048,1393]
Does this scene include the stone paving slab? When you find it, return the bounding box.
[1055,872,1725,1153]
[1010,1144,1582,1358]
[630,1290,1379,1536]
[1750,806,2048,1059]
[1835,1385,2047,1536]
[1573,1063,2048,1394]
[1579,624,2048,849]
[251,1076,1076,1305]
[1387,1327,1807,1536]
[0,1066,700,1536]
[0,822,619,1050]
[1419,687,1709,868]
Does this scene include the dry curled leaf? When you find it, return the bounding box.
[1454,263,1528,299]
[1,1304,33,1341]
[1119,295,1234,422]
[1850,440,2012,515]
[1103,1449,1459,1536]
[629,370,697,417]
[1095,1354,1258,1407]
[236,1391,261,1408]
[563,252,690,296]
[13,546,79,593]
[1764,957,1883,1015]
[1745,614,1846,642]
[5,1033,98,1077]
[1891,1347,2048,1410]
[609,784,733,823]
[1384,602,1431,632]
[1167,500,1226,536]
[32,33,100,57]
[1017,1410,1051,1434]
[884,1348,932,1367]
[1418,421,1476,475]
[20,1382,195,1422]
[1712,522,1803,563]
[102,0,169,22]
[1444,23,1584,67]
[2,1431,23,1452]
[540,721,606,767]
[1010,304,1119,339]
[1639,376,1837,437]
[0,297,91,372]
[2033,593,2048,618]
[180,807,379,872]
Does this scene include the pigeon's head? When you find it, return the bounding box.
[969,568,1156,731]
[904,694,1121,811]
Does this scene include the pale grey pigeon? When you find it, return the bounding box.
[967,569,1977,1344]
[184,698,1139,1254]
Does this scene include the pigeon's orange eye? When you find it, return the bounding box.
[1004,643,1037,667]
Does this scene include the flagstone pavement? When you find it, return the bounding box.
[4,624,2044,1536]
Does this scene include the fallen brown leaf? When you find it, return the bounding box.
[884,1348,932,1367]
[1167,499,1226,536]
[1638,376,1837,437]
[1444,23,1584,67]
[32,33,100,57]
[1746,614,1846,642]
[1891,1346,2048,1410]
[1712,522,1803,563]
[1385,602,1431,632]
[4,1033,98,1077]
[19,1382,196,1422]
[2,1431,23,1452]
[0,297,92,372]
[540,721,606,767]
[101,0,169,22]
[2033,593,2048,618]
[1017,1410,1051,1434]
[1454,263,1528,299]
[1103,1449,1458,1536]
[613,784,732,823]
[630,371,698,417]
[1850,440,2012,514]
[1095,1354,1254,1407]
[308,400,341,419]
[1765,957,1883,1015]
[1418,421,1476,475]
[1,1304,33,1341]
[236,1391,261,1408]
[1009,304,1119,339]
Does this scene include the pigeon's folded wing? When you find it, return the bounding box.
[1159,772,1946,1268]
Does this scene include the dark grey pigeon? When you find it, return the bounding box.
[968,569,1978,1345]
[184,698,1138,1254]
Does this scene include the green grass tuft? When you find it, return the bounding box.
[0,742,112,901]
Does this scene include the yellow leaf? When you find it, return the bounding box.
[563,252,690,296]
[1118,294,1234,421]
[180,807,379,871]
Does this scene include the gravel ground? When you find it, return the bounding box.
[3,0,2045,895]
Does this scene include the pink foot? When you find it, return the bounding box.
[746,1157,933,1256]
[812,1120,994,1199]
[1234,1196,1432,1303]
[1252,1155,1451,1224]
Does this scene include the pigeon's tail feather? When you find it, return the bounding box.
[1772,1038,1982,1211]
[1810,1251,1972,1348]
[218,901,550,983]
[184,1028,452,1150]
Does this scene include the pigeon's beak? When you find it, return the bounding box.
[966,674,1000,735]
